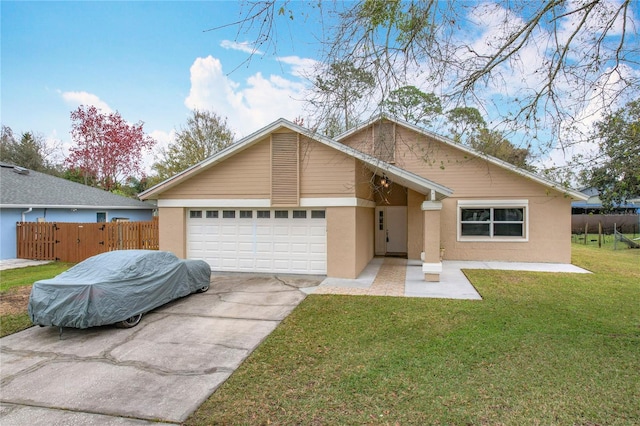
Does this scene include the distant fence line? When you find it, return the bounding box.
[572,214,639,235]
[16,218,159,263]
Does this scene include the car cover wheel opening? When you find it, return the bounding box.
[198,284,210,293]
[116,313,143,328]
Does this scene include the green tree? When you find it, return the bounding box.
[152,110,234,181]
[0,126,61,174]
[313,61,375,133]
[62,167,96,187]
[446,107,486,143]
[380,86,442,127]
[582,99,640,212]
[112,176,151,198]
[468,128,535,172]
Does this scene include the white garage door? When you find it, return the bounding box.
[187,208,326,274]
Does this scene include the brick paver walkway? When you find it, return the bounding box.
[314,257,407,296]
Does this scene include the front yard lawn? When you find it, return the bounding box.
[187,244,639,425]
[0,262,73,337]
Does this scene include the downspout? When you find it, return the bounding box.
[21,208,33,222]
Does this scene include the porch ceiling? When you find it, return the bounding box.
[364,163,453,201]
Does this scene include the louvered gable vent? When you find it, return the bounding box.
[373,121,396,163]
[271,132,299,206]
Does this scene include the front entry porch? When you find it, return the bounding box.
[314,257,590,299]
[316,257,481,299]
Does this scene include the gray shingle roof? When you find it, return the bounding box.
[0,163,152,209]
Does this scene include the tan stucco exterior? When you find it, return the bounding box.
[326,206,375,279]
[158,207,186,258]
[339,119,575,264]
[407,189,425,260]
[141,118,583,280]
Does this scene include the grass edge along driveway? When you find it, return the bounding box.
[187,244,639,425]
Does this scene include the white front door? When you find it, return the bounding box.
[375,206,407,255]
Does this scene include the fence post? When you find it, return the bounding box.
[584,223,588,244]
[598,222,602,248]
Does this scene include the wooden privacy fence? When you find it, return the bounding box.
[572,214,639,235]
[16,219,159,263]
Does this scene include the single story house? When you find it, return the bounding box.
[0,162,155,259]
[139,115,588,282]
[571,187,639,214]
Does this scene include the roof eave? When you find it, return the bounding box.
[140,116,453,201]
[0,204,154,210]
[140,118,296,200]
[337,114,588,201]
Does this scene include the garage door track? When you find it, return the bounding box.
[0,274,322,425]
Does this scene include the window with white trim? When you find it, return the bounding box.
[458,201,528,241]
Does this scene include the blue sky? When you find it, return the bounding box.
[2,1,639,173]
[1,1,324,169]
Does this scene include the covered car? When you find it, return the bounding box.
[28,250,211,329]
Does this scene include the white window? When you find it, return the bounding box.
[457,200,528,242]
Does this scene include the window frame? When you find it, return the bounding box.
[457,200,529,242]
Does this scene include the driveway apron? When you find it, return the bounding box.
[0,274,321,425]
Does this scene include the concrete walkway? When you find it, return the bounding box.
[0,259,52,271]
[314,257,591,300]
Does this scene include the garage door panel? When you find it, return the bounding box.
[255,226,272,236]
[290,243,308,253]
[290,227,309,236]
[309,244,325,253]
[188,209,326,274]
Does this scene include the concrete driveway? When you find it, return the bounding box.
[0,273,322,425]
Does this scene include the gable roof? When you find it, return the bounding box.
[337,114,589,201]
[139,118,453,200]
[0,163,153,209]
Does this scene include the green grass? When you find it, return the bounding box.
[0,262,75,292]
[0,313,34,338]
[186,244,639,425]
[0,262,74,337]
[573,232,639,250]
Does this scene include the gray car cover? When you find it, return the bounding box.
[28,250,211,328]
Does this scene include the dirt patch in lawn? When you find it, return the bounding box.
[0,286,32,315]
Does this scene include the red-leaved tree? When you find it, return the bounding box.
[66,105,156,191]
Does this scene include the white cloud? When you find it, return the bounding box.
[59,90,113,113]
[276,55,319,78]
[142,129,176,174]
[220,40,263,55]
[184,55,309,137]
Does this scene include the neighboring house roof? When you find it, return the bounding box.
[572,187,639,209]
[140,118,454,200]
[337,114,588,201]
[0,163,153,209]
